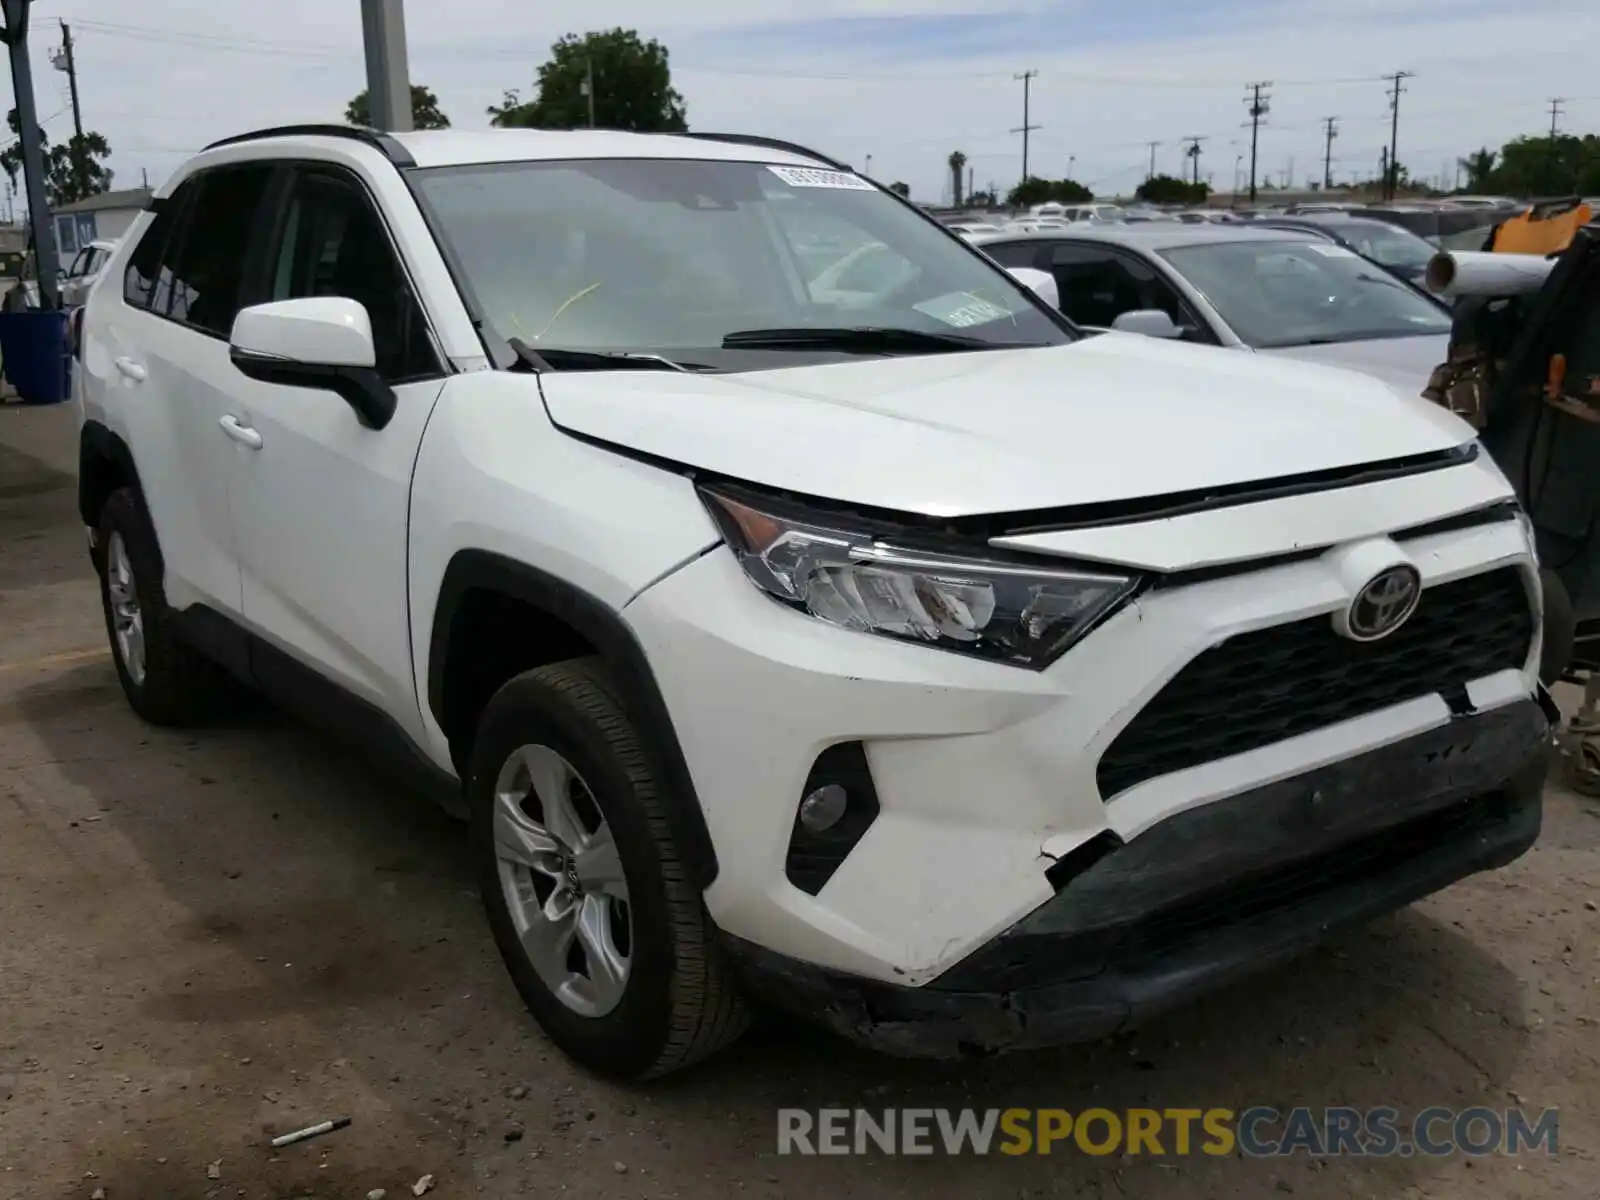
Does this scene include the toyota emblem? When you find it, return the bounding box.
[1343,565,1423,641]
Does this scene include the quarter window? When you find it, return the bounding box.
[123,190,188,310]
[157,164,274,335]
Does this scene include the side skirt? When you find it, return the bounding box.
[168,604,466,819]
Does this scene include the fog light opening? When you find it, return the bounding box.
[798,783,849,833]
[785,742,881,896]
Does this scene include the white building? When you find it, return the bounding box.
[52,187,153,257]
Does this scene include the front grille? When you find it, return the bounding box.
[1097,567,1533,798]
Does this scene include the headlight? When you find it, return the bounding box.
[701,488,1138,668]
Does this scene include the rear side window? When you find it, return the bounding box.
[157,165,274,336]
[123,191,188,309]
[983,241,1046,269]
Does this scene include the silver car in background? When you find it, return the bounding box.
[972,224,1452,393]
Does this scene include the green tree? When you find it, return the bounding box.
[888,181,910,198]
[1134,174,1207,205]
[1,110,113,206]
[345,84,451,129]
[490,28,687,132]
[947,149,967,206]
[1487,134,1600,197]
[1006,176,1094,207]
[1457,147,1497,190]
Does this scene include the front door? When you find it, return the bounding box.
[229,163,447,738]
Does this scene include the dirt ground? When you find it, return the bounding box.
[2,400,1597,1200]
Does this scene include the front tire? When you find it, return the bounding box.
[96,487,229,725]
[469,658,748,1079]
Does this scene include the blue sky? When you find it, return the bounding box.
[14,0,1599,204]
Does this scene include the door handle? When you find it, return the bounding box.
[113,357,147,382]
[218,414,263,450]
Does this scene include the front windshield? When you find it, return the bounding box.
[410,158,1068,366]
[1158,239,1451,348]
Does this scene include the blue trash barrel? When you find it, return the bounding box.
[0,310,71,405]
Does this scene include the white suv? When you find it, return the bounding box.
[75,124,1553,1079]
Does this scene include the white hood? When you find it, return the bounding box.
[1260,333,1448,398]
[540,333,1474,517]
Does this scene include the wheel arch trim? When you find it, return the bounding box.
[427,549,720,889]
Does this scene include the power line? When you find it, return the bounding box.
[1322,116,1338,189]
[1147,140,1160,180]
[1548,96,1565,138]
[1182,135,1207,185]
[1012,69,1040,186]
[1244,80,1271,203]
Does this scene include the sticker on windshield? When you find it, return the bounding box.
[1307,244,1359,257]
[766,165,876,191]
[915,292,1012,327]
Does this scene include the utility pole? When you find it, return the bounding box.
[56,22,82,138]
[583,57,596,128]
[359,0,412,131]
[1011,69,1040,187]
[1546,97,1565,191]
[1183,136,1206,186]
[1243,81,1271,203]
[1322,116,1338,189]
[52,20,86,198]
[1384,70,1412,200]
[1147,140,1160,181]
[2,0,63,306]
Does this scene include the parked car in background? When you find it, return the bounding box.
[1062,203,1127,223]
[60,239,119,308]
[974,224,1452,392]
[1249,214,1440,285]
[1358,203,1510,251]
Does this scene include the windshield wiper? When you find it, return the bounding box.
[721,326,1000,353]
[1275,329,1439,346]
[506,337,713,373]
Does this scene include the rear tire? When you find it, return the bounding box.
[469,658,748,1079]
[96,487,230,725]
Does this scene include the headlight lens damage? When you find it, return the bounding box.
[703,489,1137,667]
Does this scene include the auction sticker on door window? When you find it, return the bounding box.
[915,292,1014,327]
[767,165,876,191]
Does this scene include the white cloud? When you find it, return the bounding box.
[11,0,1596,203]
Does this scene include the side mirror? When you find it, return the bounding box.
[1110,308,1183,339]
[1006,266,1059,310]
[229,297,396,430]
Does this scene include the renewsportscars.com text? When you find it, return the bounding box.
[776,1106,1559,1158]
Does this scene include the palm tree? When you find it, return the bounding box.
[948,150,968,206]
[1458,148,1497,191]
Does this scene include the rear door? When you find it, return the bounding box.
[89,165,276,617]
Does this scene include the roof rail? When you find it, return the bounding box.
[679,132,850,172]
[203,124,415,167]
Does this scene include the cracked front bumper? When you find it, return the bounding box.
[725,699,1551,1058]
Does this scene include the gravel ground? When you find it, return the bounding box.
[2,402,1597,1199]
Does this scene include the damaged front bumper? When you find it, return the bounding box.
[725,697,1552,1059]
